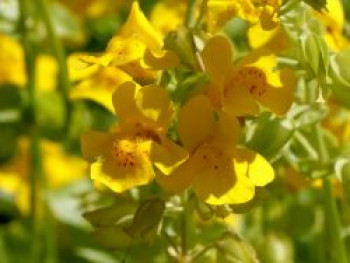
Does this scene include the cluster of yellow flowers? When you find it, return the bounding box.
[1,0,348,208]
[77,1,298,205]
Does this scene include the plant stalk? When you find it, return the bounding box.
[35,0,71,139]
[315,124,348,263]
[185,0,197,28]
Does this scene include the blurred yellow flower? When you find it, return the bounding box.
[157,95,274,205]
[0,34,26,86]
[59,0,131,19]
[201,35,295,116]
[0,138,87,215]
[323,99,350,144]
[69,54,132,112]
[81,82,187,193]
[150,1,185,35]
[0,33,58,91]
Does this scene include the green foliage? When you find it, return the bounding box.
[330,49,350,108]
[303,0,328,12]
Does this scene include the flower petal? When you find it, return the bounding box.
[70,67,132,112]
[112,81,140,122]
[118,1,163,52]
[106,37,146,66]
[214,111,241,147]
[151,138,188,175]
[191,145,255,205]
[81,131,114,162]
[91,138,155,193]
[233,148,275,187]
[201,35,233,85]
[91,156,154,193]
[203,169,255,205]
[254,69,296,116]
[223,80,259,116]
[156,157,197,193]
[178,95,216,151]
[143,49,180,70]
[135,84,175,128]
[68,53,102,82]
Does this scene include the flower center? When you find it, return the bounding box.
[111,139,139,169]
[196,144,230,173]
[134,123,162,144]
[233,67,268,97]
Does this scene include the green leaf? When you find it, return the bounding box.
[246,113,294,159]
[83,199,137,227]
[195,199,214,221]
[124,198,165,240]
[171,73,209,104]
[0,84,22,110]
[301,33,320,75]
[335,158,350,205]
[35,91,65,137]
[303,0,327,12]
[48,2,85,44]
[92,226,133,250]
[329,50,350,107]
[262,232,294,263]
[0,124,18,162]
[230,188,270,214]
[0,193,18,225]
[164,27,198,70]
[216,231,259,263]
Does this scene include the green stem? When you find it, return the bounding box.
[35,0,71,139]
[180,191,195,260]
[323,177,348,263]
[195,0,207,28]
[314,125,348,263]
[19,0,37,237]
[181,193,189,257]
[18,2,40,262]
[0,228,8,263]
[185,0,197,28]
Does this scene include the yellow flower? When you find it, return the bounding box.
[69,2,179,111]
[315,0,350,51]
[157,95,274,205]
[150,1,186,35]
[207,0,259,32]
[105,1,179,77]
[0,33,58,91]
[104,1,163,81]
[81,82,188,193]
[258,0,282,30]
[0,138,87,215]
[35,56,58,92]
[69,54,132,112]
[59,0,131,19]
[201,35,296,116]
[0,34,26,86]
[248,0,349,52]
[247,22,288,52]
[207,0,282,32]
